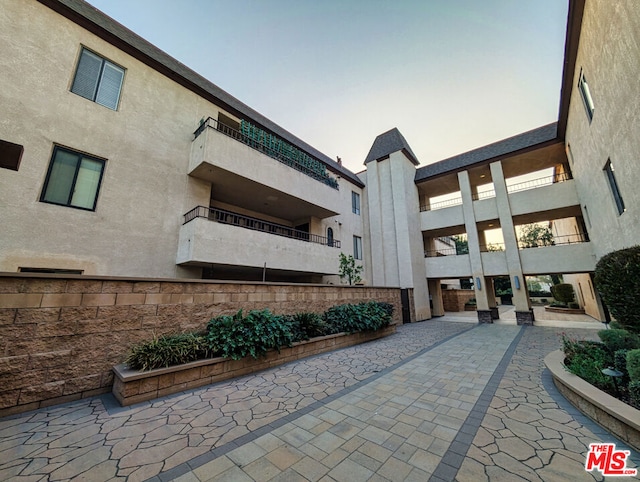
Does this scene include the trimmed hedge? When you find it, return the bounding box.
[598,329,640,353]
[125,302,394,370]
[595,245,640,333]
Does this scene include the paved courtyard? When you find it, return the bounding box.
[0,315,638,481]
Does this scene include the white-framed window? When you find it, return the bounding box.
[71,48,125,110]
[352,191,360,215]
[603,159,625,215]
[353,235,362,260]
[578,70,595,122]
[40,146,106,211]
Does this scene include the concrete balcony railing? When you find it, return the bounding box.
[176,212,340,275]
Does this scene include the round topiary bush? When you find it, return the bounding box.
[550,283,575,305]
[595,245,640,334]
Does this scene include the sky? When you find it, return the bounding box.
[86,0,569,174]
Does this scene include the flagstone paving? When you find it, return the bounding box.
[1,317,638,481]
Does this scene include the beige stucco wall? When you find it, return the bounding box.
[0,0,363,280]
[565,0,640,259]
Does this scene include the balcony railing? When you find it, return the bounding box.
[183,206,341,248]
[194,117,339,190]
[420,197,463,212]
[472,190,496,200]
[507,172,571,195]
[518,233,588,249]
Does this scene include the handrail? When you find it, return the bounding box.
[194,117,339,190]
[507,172,571,194]
[183,206,341,248]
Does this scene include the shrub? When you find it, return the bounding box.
[551,283,575,304]
[568,302,580,309]
[629,381,640,409]
[562,335,613,390]
[598,329,640,353]
[289,312,329,341]
[126,332,212,371]
[549,301,567,308]
[206,309,294,360]
[324,301,393,334]
[595,245,640,333]
[627,349,640,382]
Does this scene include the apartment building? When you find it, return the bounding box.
[1,0,638,323]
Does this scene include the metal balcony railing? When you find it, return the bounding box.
[194,117,339,190]
[183,206,341,248]
[507,172,571,194]
[420,197,463,212]
[518,232,589,249]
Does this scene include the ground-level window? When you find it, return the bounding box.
[352,191,360,215]
[40,146,106,211]
[603,159,625,215]
[71,47,125,110]
[353,235,362,260]
[0,138,24,171]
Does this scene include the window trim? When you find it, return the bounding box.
[352,191,360,215]
[578,70,595,122]
[353,235,363,260]
[71,47,125,110]
[603,159,625,215]
[40,145,106,212]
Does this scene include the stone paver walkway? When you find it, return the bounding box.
[0,317,638,481]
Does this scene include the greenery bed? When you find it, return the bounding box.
[126,301,393,371]
[561,245,640,409]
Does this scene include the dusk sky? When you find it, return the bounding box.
[86,0,569,174]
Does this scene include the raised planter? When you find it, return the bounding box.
[545,350,640,451]
[464,304,477,311]
[545,306,585,315]
[113,325,396,406]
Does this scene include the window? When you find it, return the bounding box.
[0,138,24,171]
[71,48,124,110]
[353,235,362,260]
[327,227,334,247]
[352,191,360,215]
[578,70,595,121]
[40,146,105,211]
[19,267,83,274]
[603,159,625,215]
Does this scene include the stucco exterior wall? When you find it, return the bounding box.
[565,0,640,259]
[0,0,363,281]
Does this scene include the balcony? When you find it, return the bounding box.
[177,206,341,275]
[189,118,341,220]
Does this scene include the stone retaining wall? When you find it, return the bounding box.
[0,273,405,416]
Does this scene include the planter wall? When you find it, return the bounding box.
[0,273,405,417]
[544,306,585,315]
[113,325,396,406]
[545,350,640,451]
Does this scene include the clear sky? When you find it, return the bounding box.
[86,0,569,174]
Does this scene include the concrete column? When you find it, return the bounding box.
[489,161,533,324]
[485,277,499,319]
[458,171,492,323]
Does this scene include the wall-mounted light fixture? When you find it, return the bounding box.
[514,276,521,290]
[475,277,482,290]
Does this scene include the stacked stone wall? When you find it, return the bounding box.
[442,289,475,312]
[0,274,403,416]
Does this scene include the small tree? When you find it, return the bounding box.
[451,235,469,255]
[550,283,575,305]
[338,253,363,285]
[518,223,554,248]
[595,246,640,333]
